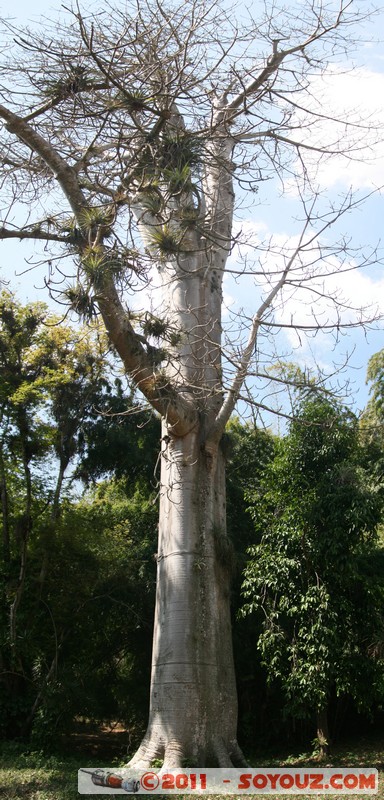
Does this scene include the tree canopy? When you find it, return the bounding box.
[0,293,159,741]
[0,0,380,427]
[242,396,384,755]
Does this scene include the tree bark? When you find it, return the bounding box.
[316,707,330,760]
[128,425,245,767]
[126,123,246,766]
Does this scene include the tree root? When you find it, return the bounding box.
[126,734,248,768]
[230,739,249,767]
[126,734,164,768]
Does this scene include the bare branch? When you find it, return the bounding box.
[0,104,87,215]
[0,225,76,244]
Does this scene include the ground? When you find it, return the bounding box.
[0,723,383,800]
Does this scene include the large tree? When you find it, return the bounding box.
[0,0,380,766]
[360,349,384,478]
[242,396,384,758]
[0,292,110,734]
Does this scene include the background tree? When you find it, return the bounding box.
[223,419,277,748]
[0,0,381,766]
[27,478,158,751]
[0,292,161,744]
[0,294,108,732]
[242,396,384,758]
[360,350,384,494]
[76,380,160,490]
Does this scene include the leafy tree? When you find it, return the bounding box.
[0,292,118,735]
[0,0,381,765]
[225,420,277,747]
[360,349,384,489]
[242,397,384,757]
[365,350,384,418]
[27,479,158,749]
[76,381,160,491]
[226,419,276,554]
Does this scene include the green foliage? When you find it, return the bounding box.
[80,246,126,289]
[0,293,158,744]
[242,396,384,726]
[360,348,384,484]
[136,186,163,215]
[225,419,277,746]
[178,204,200,229]
[226,418,276,552]
[25,480,157,743]
[64,242,136,318]
[365,350,384,414]
[77,207,113,234]
[1,736,384,800]
[64,285,98,321]
[115,88,154,112]
[142,314,169,340]
[132,130,202,213]
[75,382,160,489]
[163,165,193,196]
[43,65,88,100]
[149,225,184,256]
[157,132,202,172]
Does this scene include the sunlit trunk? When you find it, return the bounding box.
[127,231,245,766]
[316,707,330,760]
[129,426,245,767]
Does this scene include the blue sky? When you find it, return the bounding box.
[1,0,71,20]
[1,0,384,421]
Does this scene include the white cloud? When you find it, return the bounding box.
[288,65,384,191]
[276,264,384,352]
[225,219,384,363]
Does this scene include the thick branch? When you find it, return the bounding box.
[0,106,197,434]
[0,104,86,216]
[225,47,285,118]
[208,273,291,444]
[96,278,198,436]
[0,226,76,244]
[237,130,344,156]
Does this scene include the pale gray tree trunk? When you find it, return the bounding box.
[131,429,242,767]
[129,141,245,762]
[125,122,247,765]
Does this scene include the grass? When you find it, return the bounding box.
[0,746,96,799]
[0,735,383,799]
